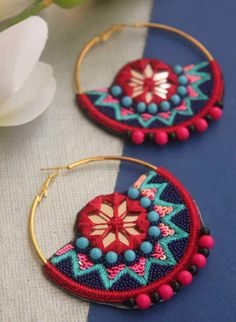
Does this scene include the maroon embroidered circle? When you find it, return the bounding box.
[114,59,178,105]
[78,193,149,254]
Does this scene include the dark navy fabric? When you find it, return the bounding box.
[88,0,236,321]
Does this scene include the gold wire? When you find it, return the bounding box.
[75,22,214,94]
[28,156,157,264]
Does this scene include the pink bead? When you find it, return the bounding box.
[199,235,215,249]
[154,131,168,145]
[131,130,145,144]
[176,127,190,141]
[209,107,223,121]
[192,253,207,269]
[135,294,151,309]
[158,284,174,300]
[177,270,193,285]
[195,118,208,133]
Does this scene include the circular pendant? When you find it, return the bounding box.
[43,167,214,308]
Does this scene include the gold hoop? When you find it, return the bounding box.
[75,22,214,94]
[29,156,157,265]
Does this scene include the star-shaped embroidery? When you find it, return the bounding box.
[129,64,171,102]
[78,193,149,253]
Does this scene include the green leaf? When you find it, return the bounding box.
[53,0,87,8]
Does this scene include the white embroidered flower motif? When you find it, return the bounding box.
[129,64,171,103]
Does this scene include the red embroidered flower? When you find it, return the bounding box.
[78,193,149,254]
[114,59,178,104]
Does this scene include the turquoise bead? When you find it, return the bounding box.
[111,85,122,97]
[136,102,146,113]
[177,86,188,97]
[148,226,161,237]
[106,251,118,264]
[124,250,136,262]
[178,75,188,85]
[140,197,151,208]
[76,237,89,250]
[122,96,133,107]
[140,241,152,254]
[173,65,183,75]
[147,211,159,222]
[171,94,181,106]
[147,103,158,114]
[128,187,139,200]
[90,248,102,260]
[160,101,171,112]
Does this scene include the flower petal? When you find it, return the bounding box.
[118,200,127,217]
[145,92,153,103]
[118,232,129,245]
[0,16,48,104]
[153,71,169,81]
[103,232,116,247]
[159,83,171,89]
[100,202,114,218]
[144,64,153,78]
[131,69,144,81]
[154,86,168,95]
[0,63,56,126]
[0,62,52,117]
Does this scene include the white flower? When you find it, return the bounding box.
[0,16,56,126]
[129,64,171,103]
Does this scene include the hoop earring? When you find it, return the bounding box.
[29,156,214,309]
[75,23,223,145]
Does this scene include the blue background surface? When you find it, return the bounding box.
[89,0,236,321]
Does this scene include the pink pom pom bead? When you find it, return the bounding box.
[158,284,174,300]
[131,130,145,144]
[177,270,193,285]
[195,118,208,133]
[135,294,151,309]
[176,127,190,141]
[154,131,168,145]
[199,235,215,249]
[209,107,223,121]
[192,253,207,269]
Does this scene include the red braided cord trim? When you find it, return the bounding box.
[77,60,223,135]
[43,167,201,303]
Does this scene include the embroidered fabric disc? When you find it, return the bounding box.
[77,58,224,145]
[43,168,213,308]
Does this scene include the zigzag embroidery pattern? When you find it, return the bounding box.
[85,62,211,128]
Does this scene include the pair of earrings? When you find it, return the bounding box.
[29,22,222,309]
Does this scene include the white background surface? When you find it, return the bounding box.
[0,0,152,321]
